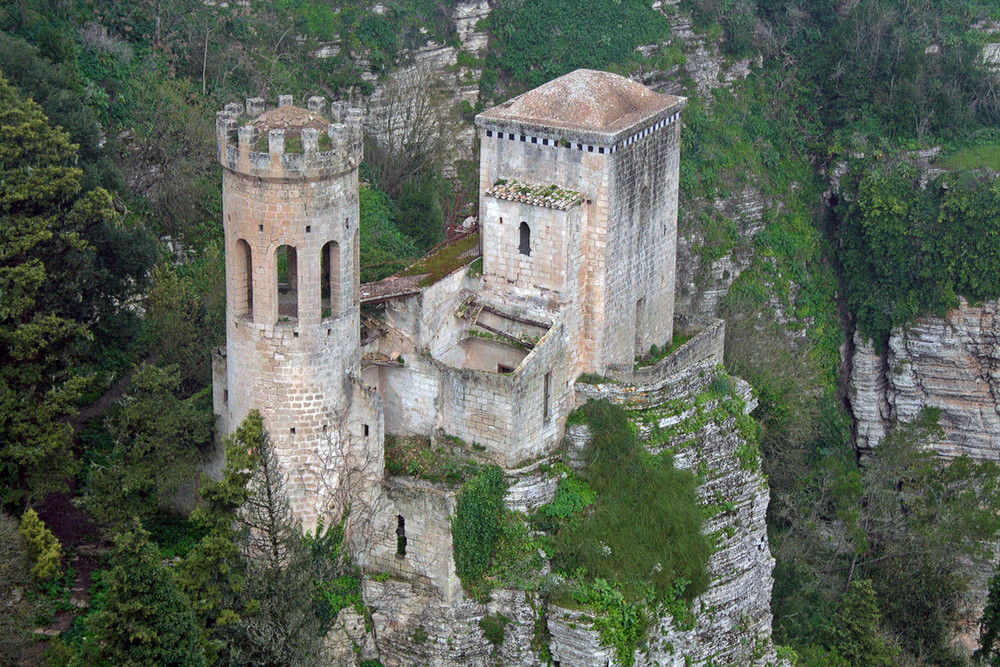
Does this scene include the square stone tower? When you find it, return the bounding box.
[476,69,686,375]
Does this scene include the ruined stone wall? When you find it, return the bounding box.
[604,118,681,368]
[480,198,583,298]
[850,298,1000,459]
[366,477,462,601]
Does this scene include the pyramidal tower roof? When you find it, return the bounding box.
[476,69,684,141]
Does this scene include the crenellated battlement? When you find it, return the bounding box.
[216,95,363,180]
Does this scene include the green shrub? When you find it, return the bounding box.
[553,401,711,603]
[479,612,510,646]
[836,161,1000,346]
[452,466,506,590]
[412,626,429,644]
[18,509,63,582]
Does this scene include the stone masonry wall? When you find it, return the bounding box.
[605,313,724,384]
[478,129,610,373]
[366,477,461,601]
[481,198,583,298]
[220,99,364,528]
[604,118,681,369]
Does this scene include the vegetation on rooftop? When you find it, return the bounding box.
[384,434,485,485]
[398,232,481,287]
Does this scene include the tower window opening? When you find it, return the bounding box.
[396,516,407,557]
[635,297,646,355]
[235,239,253,321]
[276,245,298,321]
[519,222,531,256]
[543,372,552,424]
[321,241,340,319]
[363,424,370,437]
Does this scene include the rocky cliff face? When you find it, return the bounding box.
[571,359,777,666]
[849,298,1000,459]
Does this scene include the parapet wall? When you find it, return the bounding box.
[216,96,363,180]
[602,313,724,386]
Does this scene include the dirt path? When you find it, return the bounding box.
[67,355,156,432]
[22,360,155,665]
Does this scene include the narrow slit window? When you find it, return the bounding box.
[543,372,552,423]
[276,244,298,321]
[635,297,646,354]
[519,222,531,256]
[321,241,340,319]
[396,516,407,556]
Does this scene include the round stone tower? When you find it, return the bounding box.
[216,95,363,524]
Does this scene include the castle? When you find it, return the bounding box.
[211,70,776,665]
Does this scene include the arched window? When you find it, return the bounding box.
[235,239,253,321]
[276,244,298,321]
[519,221,531,256]
[321,241,340,319]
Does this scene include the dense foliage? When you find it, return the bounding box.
[554,401,710,603]
[86,526,206,667]
[836,160,1000,345]
[78,364,213,528]
[0,75,153,506]
[486,0,674,93]
[452,465,506,589]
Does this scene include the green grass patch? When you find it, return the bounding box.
[940,140,1000,171]
[399,232,480,287]
[384,435,483,485]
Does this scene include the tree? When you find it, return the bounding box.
[179,411,350,666]
[774,409,1000,661]
[79,364,213,528]
[820,579,898,666]
[17,508,63,582]
[0,512,37,664]
[87,525,205,667]
[975,561,1000,666]
[0,73,92,505]
[144,247,225,395]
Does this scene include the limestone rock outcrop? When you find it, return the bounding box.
[849,298,1000,459]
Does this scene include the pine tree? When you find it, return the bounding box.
[0,73,155,505]
[976,562,1000,666]
[822,579,898,666]
[79,364,213,528]
[88,526,205,666]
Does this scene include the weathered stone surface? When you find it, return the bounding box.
[363,579,544,667]
[675,186,769,318]
[849,298,1000,460]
